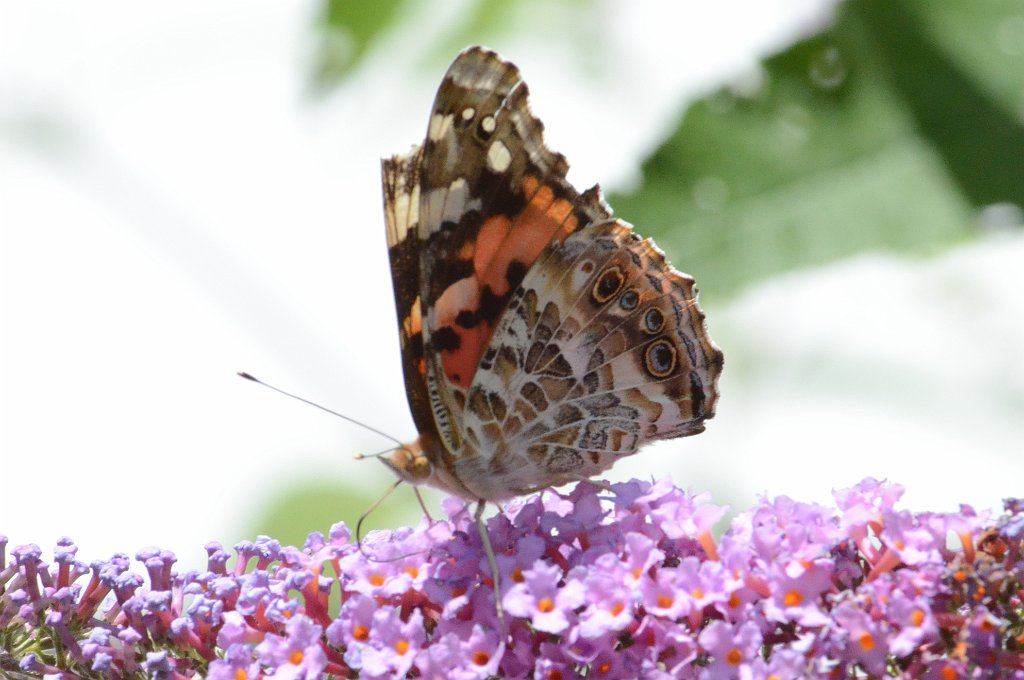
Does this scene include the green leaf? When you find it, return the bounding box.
[312,0,406,88]
[311,0,603,90]
[609,0,1023,302]
[852,0,1024,209]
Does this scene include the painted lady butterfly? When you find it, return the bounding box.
[381,46,723,505]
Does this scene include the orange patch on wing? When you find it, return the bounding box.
[433,178,580,390]
[442,322,490,388]
[477,176,578,299]
[433,278,492,389]
[474,215,512,281]
[403,298,426,377]
[403,298,423,337]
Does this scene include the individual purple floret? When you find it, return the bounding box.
[2,479,1023,678]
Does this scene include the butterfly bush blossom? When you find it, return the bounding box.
[2,479,1023,679]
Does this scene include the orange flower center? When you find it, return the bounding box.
[537,597,555,613]
[691,587,704,599]
[395,639,410,656]
[369,573,385,587]
[512,567,525,583]
[911,609,925,627]
[657,595,674,609]
[940,666,957,680]
[783,590,803,607]
[289,650,304,665]
[610,602,625,616]
[353,625,369,642]
[403,566,419,579]
[858,632,876,651]
[726,648,742,665]
[472,651,490,666]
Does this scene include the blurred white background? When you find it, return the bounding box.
[2,0,1021,569]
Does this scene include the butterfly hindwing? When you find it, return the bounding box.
[456,219,723,500]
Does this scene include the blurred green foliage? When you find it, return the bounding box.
[247,478,421,549]
[610,0,1024,301]
[862,1,1024,207]
[312,0,404,87]
[313,0,595,86]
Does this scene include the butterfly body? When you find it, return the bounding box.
[382,47,722,503]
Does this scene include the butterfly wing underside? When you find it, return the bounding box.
[382,147,437,440]
[383,46,611,463]
[454,219,723,501]
[382,46,722,502]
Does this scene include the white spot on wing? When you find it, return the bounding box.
[487,141,512,172]
[392,182,420,241]
[481,115,496,134]
[433,277,480,326]
[462,107,475,121]
[428,112,454,141]
[422,178,480,235]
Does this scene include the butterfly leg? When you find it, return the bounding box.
[518,476,616,497]
[355,478,403,560]
[474,500,507,638]
[413,487,434,522]
[568,475,616,494]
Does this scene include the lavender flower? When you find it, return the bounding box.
[2,479,1023,678]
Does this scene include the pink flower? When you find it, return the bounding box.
[503,559,585,634]
[2,481,1022,678]
[886,591,939,656]
[833,601,890,676]
[698,620,762,678]
[415,626,503,680]
[358,607,425,678]
[574,555,638,638]
[640,564,690,620]
[762,561,834,627]
[253,615,327,679]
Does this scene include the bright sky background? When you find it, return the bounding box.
[2,0,1022,571]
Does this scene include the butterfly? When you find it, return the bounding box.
[381,46,723,508]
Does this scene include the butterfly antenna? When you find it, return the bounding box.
[354,445,401,461]
[237,372,407,450]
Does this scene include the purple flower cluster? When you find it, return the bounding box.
[2,478,1023,679]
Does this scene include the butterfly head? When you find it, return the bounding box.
[381,432,489,502]
[383,438,433,484]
